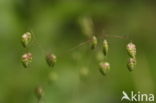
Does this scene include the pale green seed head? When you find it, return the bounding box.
[96,51,104,61]
[91,36,98,49]
[21,32,32,47]
[46,53,56,67]
[35,86,44,100]
[99,62,110,76]
[127,42,136,58]
[103,39,109,56]
[127,58,136,71]
[21,53,32,68]
[78,16,93,37]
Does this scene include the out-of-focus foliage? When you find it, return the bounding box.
[0,0,156,103]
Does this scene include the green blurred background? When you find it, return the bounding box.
[0,0,156,103]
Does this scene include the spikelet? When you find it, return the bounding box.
[127,58,136,71]
[91,36,97,49]
[127,42,136,58]
[103,39,109,56]
[46,53,56,67]
[21,32,32,47]
[35,86,44,101]
[99,62,110,76]
[21,53,32,68]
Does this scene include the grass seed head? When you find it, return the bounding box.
[127,42,136,58]
[127,58,136,71]
[99,62,110,76]
[46,53,56,67]
[103,39,109,56]
[91,36,98,49]
[21,53,32,68]
[79,16,93,37]
[35,86,44,101]
[21,32,32,47]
